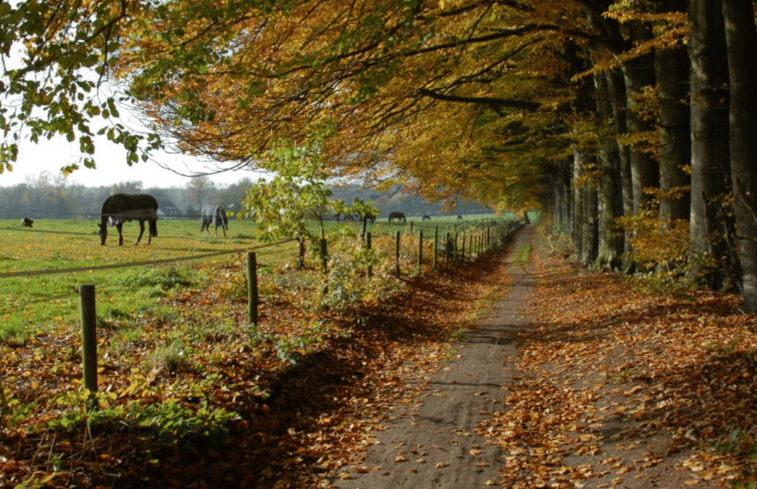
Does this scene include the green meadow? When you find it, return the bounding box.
[0,218,273,340]
[0,214,508,341]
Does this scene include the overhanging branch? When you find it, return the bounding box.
[418,88,541,111]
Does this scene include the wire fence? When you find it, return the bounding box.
[0,239,298,279]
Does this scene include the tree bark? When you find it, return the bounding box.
[594,69,624,269]
[722,0,757,312]
[688,0,731,285]
[655,44,691,224]
[622,47,659,213]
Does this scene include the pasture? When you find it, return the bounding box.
[0,218,272,340]
[0,213,508,340]
[0,212,518,488]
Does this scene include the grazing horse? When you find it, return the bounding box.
[200,205,229,237]
[21,217,34,228]
[99,194,158,245]
[388,211,406,223]
[422,215,431,221]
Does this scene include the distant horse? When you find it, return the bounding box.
[200,205,229,237]
[21,217,34,228]
[388,211,406,223]
[99,194,158,245]
[457,215,463,220]
[422,215,431,221]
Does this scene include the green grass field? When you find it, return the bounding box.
[0,214,514,340]
[0,218,272,339]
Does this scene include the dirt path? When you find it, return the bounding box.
[334,227,536,489]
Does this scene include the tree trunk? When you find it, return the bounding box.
[542,159,572,236]
[572,150,585,258]
[594,70,624,269]
[722,0,757,312]
[582,174,599,264]
[623,49,659,213]
[655,44,691,224]
[688,0,731,286]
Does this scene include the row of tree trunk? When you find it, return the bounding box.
[541,0,757,312]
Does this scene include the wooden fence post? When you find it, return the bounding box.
[366,232,373,278]
[395,230,401,278]
[461,231,466,262]
[79,284,98,408]
[445,231,451,269]
[319,238,328,274]
[454,231,459,263]
[418,229,423,274]
[433,226,438,270]
[247,252,258,330]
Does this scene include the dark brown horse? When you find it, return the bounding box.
[99,194,158,245]
[388,211,406,223]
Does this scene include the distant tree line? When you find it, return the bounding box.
[0,174,493,222]
[0,174,252,220]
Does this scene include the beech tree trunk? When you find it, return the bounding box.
[655,44,691,224]
[594,69,624,269]
[623,49,659,213]
[688,0,731,286]
[722,0,757,312]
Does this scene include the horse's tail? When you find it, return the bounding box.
[149,218,158,237]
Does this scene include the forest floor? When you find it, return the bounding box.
[2,225,757,488]
[327,226,757,489]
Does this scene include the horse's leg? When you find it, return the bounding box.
[117,223,124,246]
[135,220,145,245]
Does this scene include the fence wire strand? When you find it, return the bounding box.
[0,239,298,279]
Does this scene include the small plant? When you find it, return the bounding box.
[117,266,196,295]
[0,385,33,429]
[0,321,27,345]
[148,342,192,374]
[48,390,238,449]
[613,368,633,384]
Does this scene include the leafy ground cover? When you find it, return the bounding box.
[477,244,757,488]
[3,223,754,488]
[0,217,513,488]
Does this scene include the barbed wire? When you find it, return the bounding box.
[0,239,298,279]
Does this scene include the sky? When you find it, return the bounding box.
[0,134,260,189]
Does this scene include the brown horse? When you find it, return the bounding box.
[388,211,406,223]
[99,194,159,245]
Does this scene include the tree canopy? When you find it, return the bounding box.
[5,0,757,309]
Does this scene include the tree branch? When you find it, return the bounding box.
[418,88,541,111]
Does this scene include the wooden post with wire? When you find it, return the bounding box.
[247,252,258,331]
[366,232,373,278]
[395,231,401,278]
[79,284,98,409]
